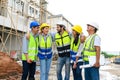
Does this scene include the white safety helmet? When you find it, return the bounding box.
[87,22,99,30]
[56,21,65,26]
[56,21,66,29]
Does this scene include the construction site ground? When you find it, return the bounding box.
[36,61,120,80]
[0,51,120,80]
[3,61,119,80]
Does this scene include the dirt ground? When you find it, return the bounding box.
[0,52,22,80]
[0,52,120,80]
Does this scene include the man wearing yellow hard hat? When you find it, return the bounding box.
[37,23,53,80]
[70,25,85,80]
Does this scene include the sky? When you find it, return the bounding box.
[46,0,120,55]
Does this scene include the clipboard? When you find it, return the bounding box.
[80,55,105,68]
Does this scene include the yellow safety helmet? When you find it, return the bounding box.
[40,23,51,30]
[72,25,82,34]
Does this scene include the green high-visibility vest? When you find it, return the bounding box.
[55,31,71,56]
[83,34,97,61]
[38,34,52,59]
[22,33,38,61]
[70,37,82,62]
[70,37,80,52]
[39,35,52,49]
[55,31,70,47]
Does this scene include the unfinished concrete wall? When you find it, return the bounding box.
[0,25,24,57]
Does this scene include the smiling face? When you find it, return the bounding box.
[87,25,95,33]
[56,25,61,32]
[41,26,49,35]
[56,24,64,34]
[32,26,39,35]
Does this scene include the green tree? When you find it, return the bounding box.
[101,51,115,58]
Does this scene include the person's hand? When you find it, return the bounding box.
[94,62,100,67]
[26,32,30,40]
[27,59,33,63]
[66,29,70,33]
[80,35,86,43]
[73,62,77,69]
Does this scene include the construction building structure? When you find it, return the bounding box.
[47,14,73,32]
[0,0,73,59]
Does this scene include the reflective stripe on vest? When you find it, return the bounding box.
[38,34,52,59]
[83,34,97,61]
[22,33,38,61]
[70,37,83,62]
[55,31,70,54]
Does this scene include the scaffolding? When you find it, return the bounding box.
[0,0,53,56]
[0,0,73,60]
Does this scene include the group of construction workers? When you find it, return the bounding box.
[21,20,101,80]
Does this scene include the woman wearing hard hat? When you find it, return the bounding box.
[37,23,53,80]
[70,25,85,80]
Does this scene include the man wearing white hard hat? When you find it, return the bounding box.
[83,22,101,80]
[55,21,71,80]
